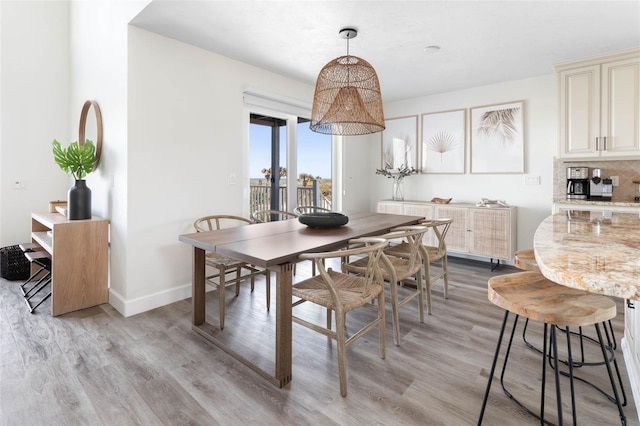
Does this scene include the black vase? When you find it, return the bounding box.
[68,179,91,220]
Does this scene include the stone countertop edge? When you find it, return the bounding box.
[553,199,640,207]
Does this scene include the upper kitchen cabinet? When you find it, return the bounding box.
[556,48,640,159]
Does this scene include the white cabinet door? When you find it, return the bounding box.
[600,57,640,157]
[559,65,600,158]
[557,50,640,159]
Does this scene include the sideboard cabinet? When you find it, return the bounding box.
[376,201,517,261]
[555,48,640,159]
[31,212,109,316]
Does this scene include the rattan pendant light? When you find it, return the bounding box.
[310,28,385,135]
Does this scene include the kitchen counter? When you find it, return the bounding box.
[534,211,640,299]
[553,198,640,208]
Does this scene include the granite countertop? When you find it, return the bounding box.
[553,199,640,207]
[534,212,640,299]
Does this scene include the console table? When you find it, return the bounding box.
[31,212,109,316]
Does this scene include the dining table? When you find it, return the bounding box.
[178,211,425,388]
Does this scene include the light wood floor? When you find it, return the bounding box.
[1,257,637,425]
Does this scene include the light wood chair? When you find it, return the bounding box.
[292,205,332,215]
[193,215,271,329]
[251,209,298,223]
[292,237,388,397]
[343,225,428,346]
[384,218,453,314]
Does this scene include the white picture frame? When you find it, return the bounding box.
[381,115,418,171]
[421,109,466,174]
[470,100,524,174]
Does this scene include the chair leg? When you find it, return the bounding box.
[595,323,627,425]
[416,272,425,323]
[218,267,226,330]
[234,266,241,297]
[377,291,386,360]
[336,309,348,397]
[442,255,449,299]
[389,280,401,346]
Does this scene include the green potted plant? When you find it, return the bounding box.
[52,139,96,220]
[375,164,417,200]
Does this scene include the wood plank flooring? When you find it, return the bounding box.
[0,257,637,425]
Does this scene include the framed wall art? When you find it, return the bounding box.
[470,100,524,174]
[380,115,418,171]
[421,109,466,174]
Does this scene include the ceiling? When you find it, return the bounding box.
[130,1,640,103]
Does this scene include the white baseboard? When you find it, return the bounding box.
[108,283,193,317]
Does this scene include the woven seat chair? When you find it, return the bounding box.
[343,225,428,346]
[384,218,453,314]
[292,205,332,215]
[194,215,270,329]
[251,209,298,223]
[292,237,387,397]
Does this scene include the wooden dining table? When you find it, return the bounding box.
[178,211,425,388]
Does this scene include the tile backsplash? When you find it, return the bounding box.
[553,158,640,201]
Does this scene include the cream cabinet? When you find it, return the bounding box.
[31,212,109,316]
[376,201,517,261]
[624,300,640,420]
[556,48,640,159]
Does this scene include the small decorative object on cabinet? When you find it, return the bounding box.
[555,48,640,159]
[52,139,96,220]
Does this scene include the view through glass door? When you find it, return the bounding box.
[249,114,332,217]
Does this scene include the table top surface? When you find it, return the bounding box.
[179,211,425,268]
[534,211,640,300]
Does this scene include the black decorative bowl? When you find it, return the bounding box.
[298,212,349,229]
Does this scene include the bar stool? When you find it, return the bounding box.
[515,249,622,390]
[23,250,52,313]
[478,271,626,425]
[18,242,49,297]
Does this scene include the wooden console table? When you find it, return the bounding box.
[31,212,109,316]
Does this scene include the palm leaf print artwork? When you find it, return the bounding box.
[427,131,458,162]
[477,107,520,144]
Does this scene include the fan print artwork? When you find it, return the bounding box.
[421,109,465,173]
[471,101,524,173]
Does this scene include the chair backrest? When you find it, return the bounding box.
[380,225,429,272]
[293,206,332,216]
[194,215,253,232]
[421,218,453,254]
[251,209,298,223]
[299,237,387,301]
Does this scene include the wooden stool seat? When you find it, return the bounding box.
[514,249,540,272]
[24,250,51,263]
[488,271,616,327]
[19,242,44,252]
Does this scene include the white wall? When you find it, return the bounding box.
[0,1,71,247]
[373,75,557,251]
[125,27,316,314]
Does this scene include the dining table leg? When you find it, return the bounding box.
[192,247,206,325]
[274,262,294,387]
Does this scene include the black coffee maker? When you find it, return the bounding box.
[566,167,589,200]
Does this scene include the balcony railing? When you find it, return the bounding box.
[250,180,331,215]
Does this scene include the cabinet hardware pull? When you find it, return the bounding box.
[595,137,599,151]
[627,299,635,309]
[603,136,607,151]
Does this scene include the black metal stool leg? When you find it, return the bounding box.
[478,310,510,425]
[595,323,627,425]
